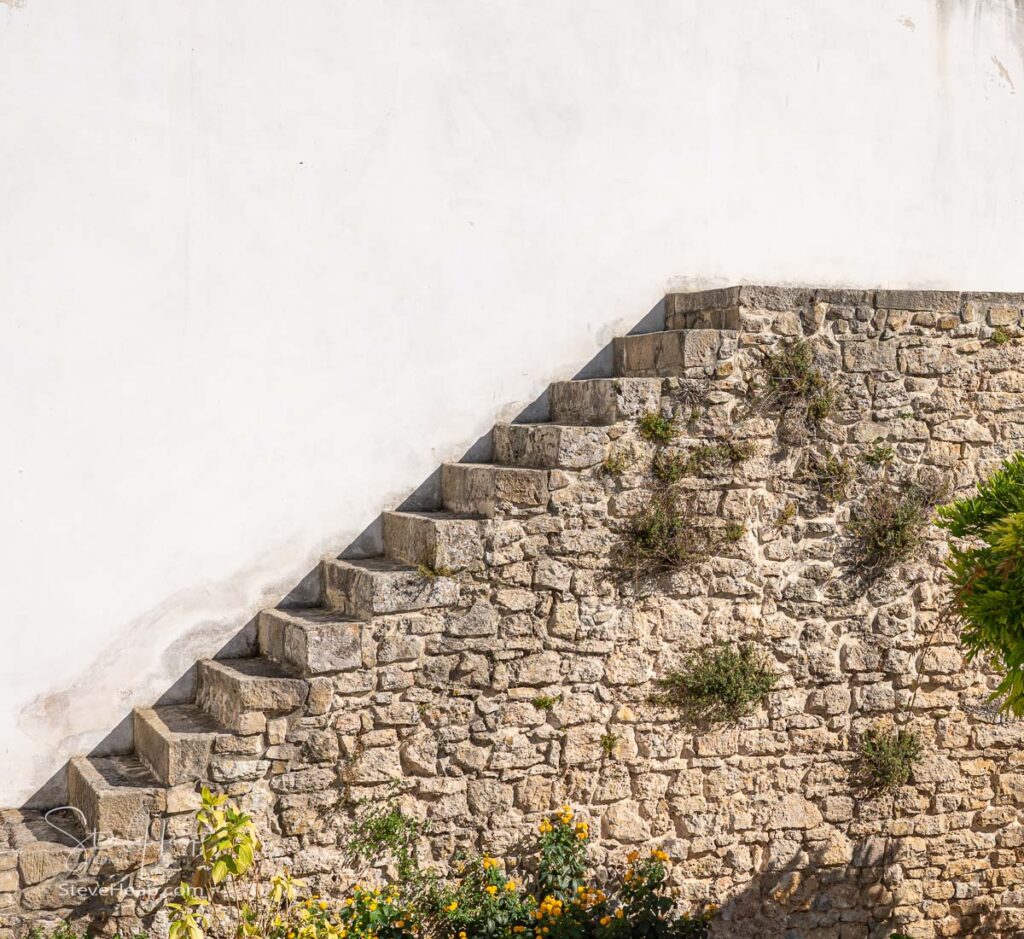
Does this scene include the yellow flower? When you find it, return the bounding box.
[446,901,458,912]
[486,885,498,896]
[600,916,611,926]
[505,879,517,891]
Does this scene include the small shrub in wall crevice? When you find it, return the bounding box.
[654,642,779,723]
[857,725,922,792]
[757,338,837,428]
[615,489,733,579]
[848,471,948,574]
[803,450,855,504]
[637,411,677,444]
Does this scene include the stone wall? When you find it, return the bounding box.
[4,286,1024,938]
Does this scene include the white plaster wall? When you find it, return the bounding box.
[1,0,1023,805]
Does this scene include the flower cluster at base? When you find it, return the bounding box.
[168,791,713,939]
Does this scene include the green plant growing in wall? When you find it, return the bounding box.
[857,725,921,792]
[600,732,620,758]
[804,450,855,504]
[601,451,632,478]
[758,338,837,427]
[937,452,1024,714]
[862,443,895,467]
[638,411,677,444]
[849,473,947,573]
[616,489,723,578]
[417,560,455,580]
[532,694,561,711]
[654,642,778,723]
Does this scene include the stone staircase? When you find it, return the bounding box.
[50,289,740,845]
[8,284,1024,937]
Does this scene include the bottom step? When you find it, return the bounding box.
[66,755,164,841]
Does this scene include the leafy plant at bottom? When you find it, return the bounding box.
[654,642,779,723]
[169,787,308,939]
[937,451,1024,714]
[857,725,922,792]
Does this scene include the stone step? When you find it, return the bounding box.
[321,556,460,620]
[196,658,308,735]
[258,607,364,676]
[665,285,821,331]
[548,377,663,425]
[382,510,484,571]
[440,463,550,517]
[493,422,610,469]
[133,705,229,787]
[613,328,735,378]
[66,755,165,841]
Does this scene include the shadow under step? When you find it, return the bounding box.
[196,657,308,735]
[321,556,460,620]
[66,755,165,842]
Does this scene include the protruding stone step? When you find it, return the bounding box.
[196,658,308,735]
[258,608,364,676]
[321,557,460,620]
[613,329,735,377]
[66,755,165,841]
[549,377,663,425]
[382,510,484,570]
[441,463,550,517]
[133,705,225,787]
[665,285,817,330]
[493,423,609,469]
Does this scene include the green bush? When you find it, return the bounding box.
[655,643,778,723]
[937,452,1024,714]
[637,411,677,444]
[857,726,921,792]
